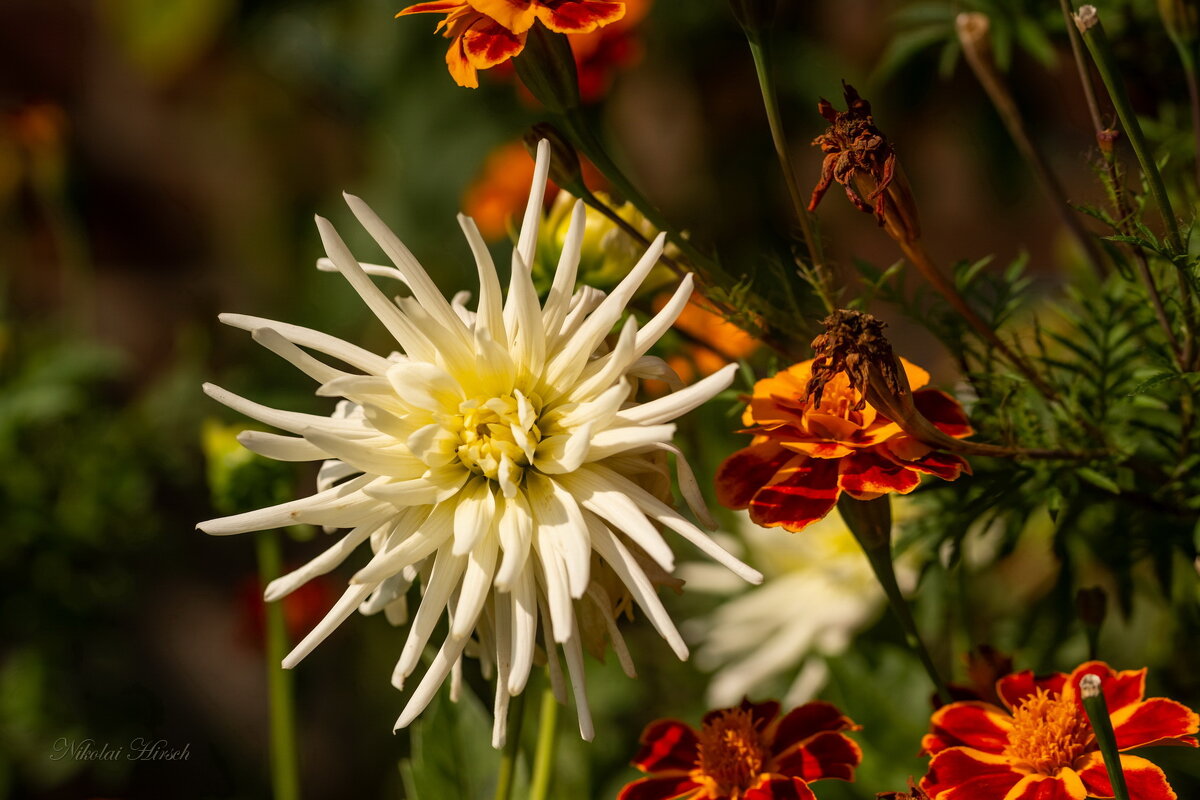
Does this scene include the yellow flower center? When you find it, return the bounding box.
[452,393,542,481]
[1004,688,1092,775]
[694,708,768,798]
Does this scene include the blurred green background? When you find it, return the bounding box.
[1,0,1196,797]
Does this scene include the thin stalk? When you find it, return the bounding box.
[746,37,838,312]
[256,530,301,800]
[527,683,559,800]
[956,12,1107,276]
[1173,41,1200,189]
[1075,6,1184,253]
[1080,674,1132,800]
[1059,0,1106,133]
[493,691,526,800]
[838,496,952,706]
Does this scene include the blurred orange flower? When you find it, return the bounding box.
[655,294,759,391]
[397,0,626,88]
[716,358,972,532]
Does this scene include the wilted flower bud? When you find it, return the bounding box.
[1158,0,1199,47]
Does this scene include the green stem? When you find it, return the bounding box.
[745,36,837,312]
[1075,7,1183,253]
[1079,674,1132,800]
[493,691,526,800]
[528,683,559,800]
[256,531,301,800]
[838,496,952,706]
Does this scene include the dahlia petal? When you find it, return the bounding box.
[837,449,921,497]
[541,200,586,343]
[562,615,595,740]
[559,468,674,571]
[617,775,703,800]
[924,701,1013,755]
[747,455,841,532]
[219,313,393,375]
[630,720,699,772]
[773,701,858,750]
[921,748,1022,800]
[1067,662,1146,716]
[535,0,626,34]
[251,327,352,384]
[1076,752,1178,800]
[998,671,1069,712]
[772,730,862,781]
[742,776,818,800]
[456,213,506,344]
[238,430,328,462]
[393,548,469,687]
[631,274,696,362]
[570,315,639,400]
[649,441,719,530]
[197,473,379,535]
[351,503,453,584]
[715,440,795,510]
[303,428,425,478]
[394,633,471,730]
[264,511,394,601]
[913,389,973,438]
[202,382,366,437]
[506,566,538,694]
[282,582,378,669]
[1110,697,1200,750]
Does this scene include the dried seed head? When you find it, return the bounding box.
[807,309,903,411]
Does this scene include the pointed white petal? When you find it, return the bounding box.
[264,512,392,601]
[394,548,468,687]
[451,532,499,638]
[203,383,364,436]
[616,363,738,425]
[282,582,377,668]
[316,257,409,285]
[197,474,378,535]
[219,313,391,375]
[541,199,585,341]
[495,490,534,591]
[457,214,506,343]
[562,616,594,741]
[554,470,674,571]
[585,424,675,461]
[393,635,470,730]
[238,430,327,462]
[507,568,537,695]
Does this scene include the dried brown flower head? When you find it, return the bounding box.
[877,779,932,800]
[807,309,905,411]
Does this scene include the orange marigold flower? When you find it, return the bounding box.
[397,0,626,88]
[919,661,1199,800]
[619,698,861,800]
[715,358,972,533]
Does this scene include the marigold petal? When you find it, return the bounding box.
[746,455,841,532]
[1000,771,1086,800]
[838,450,921,498]
[446,38,481,87]
[743,776,818,800]
[461,21,527,68]
[397,0,466,16]
[1076,752,1178,800]
[900,357,931,392]
[913,389,973,438]
[1066,662,1145,715]
[921,747,1022,800]
[772,730,862,782]
[896,447,971,481]
[997,671,1068,712]
[923,701,1013,755]
[630,719,700,773]
[1110,697,1200,750]
[782,439,856,459]
[536,0,627,33]
[802,410,862,443]
[617,775,704,800]
[467,0,537,32]
[772,701,858,750]
[715,440,793,510]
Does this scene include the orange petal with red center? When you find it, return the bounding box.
[888,446,971,482]
[397,0,467,16]
[536,0,627,33]
[997,670,1069,713]
[1066,662,1145,716]
[914,389,973,438]
[802,410,863,443]
[743,776,819,800]
[1110,697,1200,750]
[1076,752,1179,800]
[747,455,841,532]
[467,0,537,32]
[461,19,527,67]
[630,719,700,773]
[899,357,931,392]
[837,450,921,498]
[772,730,862,782]
[877,433,932,463]
[617,775,704,800]
[1001,771,1087,800]
[920,748,1022,800]
[716,440,794,511]
[782,439,856,459]
[446,38,481,86]
[923,701,1012,756]
[772,701,858,751]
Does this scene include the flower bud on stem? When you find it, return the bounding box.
[1080,674,1133,800]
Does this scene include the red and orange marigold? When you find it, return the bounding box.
[920,660,1199,800]
[397,0,625,88]
[618,698,861,800]
[715,358,972,532]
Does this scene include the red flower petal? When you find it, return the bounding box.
[772,701,858,751]
[838,449,921,498]
[771,730,862,781]
[537,0,626,33]
[1001,772,1087,800]
[922,701,1012,755]
[913,389,973,438]
[715,440,793,510]
[1066,662,1145,716]
[617,775,703,800]
[446,37,481,87]
[461,19,527,68]
[898,448,971,481]
[630,719,699,773]
[1076,752,1179,800]
[397,0,467,16]
[1110,697,1200,750]
[997,670,1068,712]
[920,748,1022,800]
[742,776,818,800]
[747,454,842,531]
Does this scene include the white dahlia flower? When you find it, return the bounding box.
[199,140,761,744]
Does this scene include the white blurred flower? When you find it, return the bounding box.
[680,503,916,708]
[198,141,761,745]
